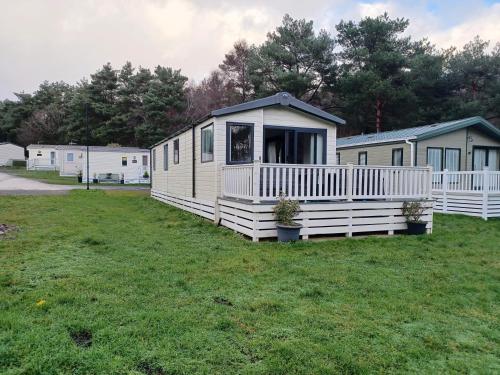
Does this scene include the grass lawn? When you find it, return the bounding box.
[0,167,148,187]
[0,166,80,185]
[1,191,499,374]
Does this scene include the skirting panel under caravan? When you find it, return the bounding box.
[218,199,433,241]
[151,190,215,221]
[433,191,500,219]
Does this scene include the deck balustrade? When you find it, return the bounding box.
[222,162,433,202]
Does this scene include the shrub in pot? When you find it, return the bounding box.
[120,173,125,184]
[92,173,98,184]
[143,170,149,179]
[273,193,302,242]
[402,201,427,235]
[77,170,82,183]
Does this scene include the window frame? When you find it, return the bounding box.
[201,123,214,163]
[67,152,74,162]
[173,139,179,164]
[121,156,128,166]
[391,148,404,166]
[226,122,254,165]
[444,147,461,171]
[142,155,148,167]
[358,151,368,166]
[163,144,168,171]
[336,152,340,165]
[426,147,443,172]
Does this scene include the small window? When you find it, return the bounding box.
[358,151,367,166]
[227,123,253,164]
[173,139,179,164]
[142,155,148,166]
[392,148,403,166]
[132,156,137,163]
[163,144,168,171]
[67,153,74,162]
[201,124,214,162]
[336,152,340,165]
[152,149,156,171]
[122,157,127,166]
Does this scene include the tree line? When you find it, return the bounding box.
[1,13,499,148]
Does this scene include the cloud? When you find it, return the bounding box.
[0,0,499,100]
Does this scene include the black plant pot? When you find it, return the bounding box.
[77,176,82,183]
[406,222,427,235]
[276,223,302,242]
[92,178,98,184]
[120,180,124,184]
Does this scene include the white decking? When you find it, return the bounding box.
[27,158,58,171]
[432,169,500,219]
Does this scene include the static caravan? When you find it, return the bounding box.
[81,146,150,184]
[151,92,434,241]
[0,142,25,166]
[337,117,500,219]
[26,144,59,170]
[58,145,85,176]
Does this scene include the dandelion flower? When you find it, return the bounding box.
[36,299,46,307]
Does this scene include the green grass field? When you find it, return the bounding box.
[0,166,80,185]
[1,191,499,374]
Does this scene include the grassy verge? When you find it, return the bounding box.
[0,191,499,374]
[0,167,148,187]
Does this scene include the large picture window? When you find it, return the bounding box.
[227,123,253,164]
[427,147,443,172]
[263,126,326,164]
[392,148,403,166]
[173,139,179,164]
[201,124,214,162]
[163,144,168,170]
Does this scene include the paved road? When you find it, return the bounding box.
[0,172,150,195]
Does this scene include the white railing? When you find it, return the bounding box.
[432,169,500,192]
[222,162,433,202]
[27,158,58,170]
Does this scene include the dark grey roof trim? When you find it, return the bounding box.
[212,92,346,125]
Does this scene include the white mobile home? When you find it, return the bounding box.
[0,142,25,166]
[151,92,434,241]
[81,146,150,184]
[337,117,500,219]
[26,144,59,170]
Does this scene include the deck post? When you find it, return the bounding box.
[252,160,261,203]
[482,168,489,220]
[426,165,433,200]
[346,163,354,202]
[214,163,223,224]
[442,169,448,213]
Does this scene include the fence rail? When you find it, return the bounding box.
[432,169,500,192]
[27,158,58,170]
[222,162,432,202]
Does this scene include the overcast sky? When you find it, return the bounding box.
[1,0,499,100]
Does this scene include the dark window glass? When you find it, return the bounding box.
[173,139,179,164]
[336,152,340,165]
[392,148,403,166]
[152,149,156,171]
[163,144,168,170]
[228,124,253,163]
[142,155,148,166]
[122,157,127,166]
[358,152,367,165]
[201,124,214,162]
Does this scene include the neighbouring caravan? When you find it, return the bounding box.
[26,144,150,184]
[151,92,435,241]
[0,142,25,166]
[336,117,500,220]
[81,147,150,184]
[336,117,500,172]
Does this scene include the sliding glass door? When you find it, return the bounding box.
[264,126,326,165]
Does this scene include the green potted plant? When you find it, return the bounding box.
[402,201,427,235]
[92,173,98,184]
[77,170,82,183]
[143,170,149,179]
[273,193,302,242]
